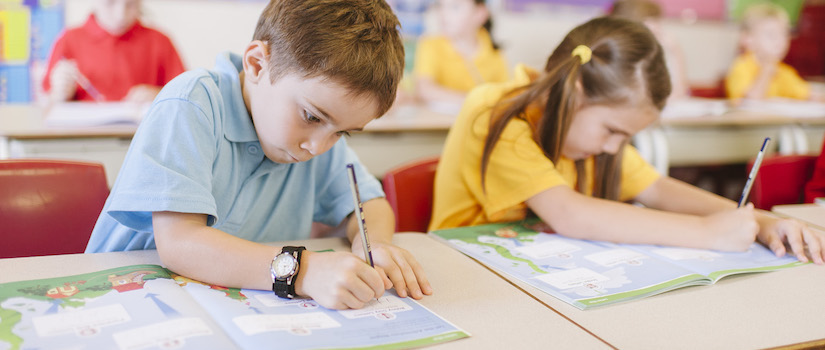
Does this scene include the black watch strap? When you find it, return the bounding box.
[272,246,305,299]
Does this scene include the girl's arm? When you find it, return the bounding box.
[525,181,759,251]
[637,176,825,264]
[152,211,385,309]
[346,198,433,299]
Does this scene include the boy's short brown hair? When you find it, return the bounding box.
[253,0,404,116]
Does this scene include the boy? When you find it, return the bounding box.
[725,2,810,100]
[86,0,432,310]
[43,0,184,103]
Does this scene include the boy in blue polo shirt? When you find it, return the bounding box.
[86,0,432,310]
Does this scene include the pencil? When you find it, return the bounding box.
[738,137,771,208]
[346,163,374,267]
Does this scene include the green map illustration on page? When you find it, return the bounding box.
[0,264,468,350]
[430,219,805,310]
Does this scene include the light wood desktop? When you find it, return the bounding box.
[0,104,455,183]
[772,203,825,230]
[635,106,825,175]
[0,234,611,350]
[451,236,825,350]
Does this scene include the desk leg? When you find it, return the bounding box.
[790,125,809,154]
[777,127,794,155]
[0,136,9,159]
[633,127,669,176]
[777,126,809,155]
[651,127,669,176]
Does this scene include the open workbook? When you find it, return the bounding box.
[0,265,468,350]
[430,220,805,310]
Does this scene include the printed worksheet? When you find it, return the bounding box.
[431,220,804,309]
[0,265,468,350]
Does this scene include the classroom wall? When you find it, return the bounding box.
[64,0,740,87]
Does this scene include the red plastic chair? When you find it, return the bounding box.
[747,155,817,210]
[382,157,439,233]
[0,159,109,258]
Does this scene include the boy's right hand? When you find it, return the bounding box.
[294,250,389,310]
[703,204,760,251]
[49,60,79,102]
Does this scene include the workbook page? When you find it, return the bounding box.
[0,265,237,350]
[180,283,469,350]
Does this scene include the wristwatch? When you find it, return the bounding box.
[270,246,306,299]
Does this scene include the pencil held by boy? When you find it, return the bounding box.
[85,0,432,310]
[413,0,509,111]
[42,0,184,104]
[725,2,812,101]
[430,17,825,264]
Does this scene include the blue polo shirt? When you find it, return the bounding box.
[86,52,384,252]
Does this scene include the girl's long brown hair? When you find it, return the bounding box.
[480,17,671,199]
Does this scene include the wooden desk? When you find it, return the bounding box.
[0,104,455,181]
[449,244,825,349]
[0,234,610,349]
[0,104,137,186]
[773,204,825,230]
[634,106,825,175]
[349,105,455,176]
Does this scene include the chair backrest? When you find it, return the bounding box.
[0,159,109,258]
[747,155,818,210]
[382,157,439,233]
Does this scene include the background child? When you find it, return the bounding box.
[608,0,690,100]
[413,0,509,112]
[42,0,184,103]
[725,2,810,100]
[430,17,824,264]
[86,0,432,310]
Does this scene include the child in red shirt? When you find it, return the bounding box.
[43,0,184,103]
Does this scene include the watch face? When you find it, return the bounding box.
[272,253,297,279]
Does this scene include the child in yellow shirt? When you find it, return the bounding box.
[725,2,810,100]
[431,17,824,264]
[413,0,509,112]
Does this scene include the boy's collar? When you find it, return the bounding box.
[83,14,142,40]
[218,52,260,143]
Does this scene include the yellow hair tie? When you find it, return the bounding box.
[571,45,592,64]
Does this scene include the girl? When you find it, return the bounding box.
[413,0,509,112]
[430,17,824,264]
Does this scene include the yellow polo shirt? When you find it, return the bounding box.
[725,52,810,100]
[429,64,661,231]
[413,29,509,92]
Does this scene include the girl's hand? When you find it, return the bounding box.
[352,241,433,299]
[703,204,759,251]
[294,250,386,310]
[757,217,825,265]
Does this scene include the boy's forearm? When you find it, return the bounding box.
[153,212,278,290]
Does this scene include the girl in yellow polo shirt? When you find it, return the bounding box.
[413,0,509,112]
[431,17,824,264]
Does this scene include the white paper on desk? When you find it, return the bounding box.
[45,102,150,127]
[736,98,825,118]
[660,98,729,118]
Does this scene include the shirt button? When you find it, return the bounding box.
[247,145,260,154]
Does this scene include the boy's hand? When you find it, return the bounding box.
[294,250,386,310]
[49,60,80,102]
[757,217,825,265]
[352,241,433,299]
[703,204,759,252]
